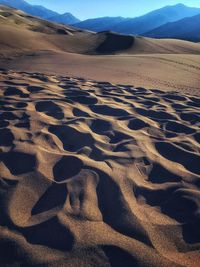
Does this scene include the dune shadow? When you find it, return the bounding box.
[0,128,14,146]
[32,183,68,215]
[0,112,18,121]
[90,119,112,135]
[90,104,129,117]
[1,152,36,175]
[87,167,151,245]
[165,121,195,134]
[70,95,98,105]
[73,108,90,117]
[0,121,9,128]
[21,217,74,251]
[4,86,29,98]
[49,125,94,152]
[107,131,132,144]
[180,112,200,125]
[136,108,176,121]
[96,32,134,54]
[102,246,138,267]
[182,220,200,244]
[53,156,83,182]
[161,189,199,224]
[27,85,44,93]
[194,133,200,144]
[35,100,64,120]
[163,93,187,101]
[155,142,200,175]
[128,118,149,130]
[149,163,181,184]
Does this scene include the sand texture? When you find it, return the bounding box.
[2,51,200,96]
[0,70,200,267]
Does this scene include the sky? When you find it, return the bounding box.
[27,0,200,20]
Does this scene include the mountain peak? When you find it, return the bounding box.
[49,12,80,24]
[174,3,186,7]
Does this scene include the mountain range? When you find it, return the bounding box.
[0,1,200,42]
[74,4,200,37]
[0,0,80,24]
[73,17,126,32]
[144,13,200,42]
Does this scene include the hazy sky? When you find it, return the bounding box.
[27,0,200,19]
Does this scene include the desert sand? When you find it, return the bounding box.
[0,69,200,266]
[0,5,200,95]
[0,5,200,267]
[2,51,200,96]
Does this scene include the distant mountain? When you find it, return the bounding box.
[48,13,80,25]
[0,0,80,24]
[74,17,127,32]
[74,4,200,35]
[144,14,200,42]
[0,0,58,18]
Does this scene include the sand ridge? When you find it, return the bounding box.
[0,70,200,266]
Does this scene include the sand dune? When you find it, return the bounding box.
[0,6,200,266]
[0,69,200,266]
[1,5,200,57]
[0,5,200,95]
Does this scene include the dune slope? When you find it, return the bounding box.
[0,70,200,266]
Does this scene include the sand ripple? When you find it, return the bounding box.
[0,70,200,266]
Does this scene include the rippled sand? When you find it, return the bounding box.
[0,70,199,267]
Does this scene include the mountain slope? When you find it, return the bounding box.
[0,0,80,23]
[48,13,80,25]
[144,14,200,42]
[0,5,79,34]
[74,4,200,35]
[0,0,58,18]
[74,17,127,32]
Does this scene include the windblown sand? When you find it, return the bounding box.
[0,70,200,267]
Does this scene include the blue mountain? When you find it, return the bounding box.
[74,4,200,35]
[0,0,80,24]
[144,13,200,42]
